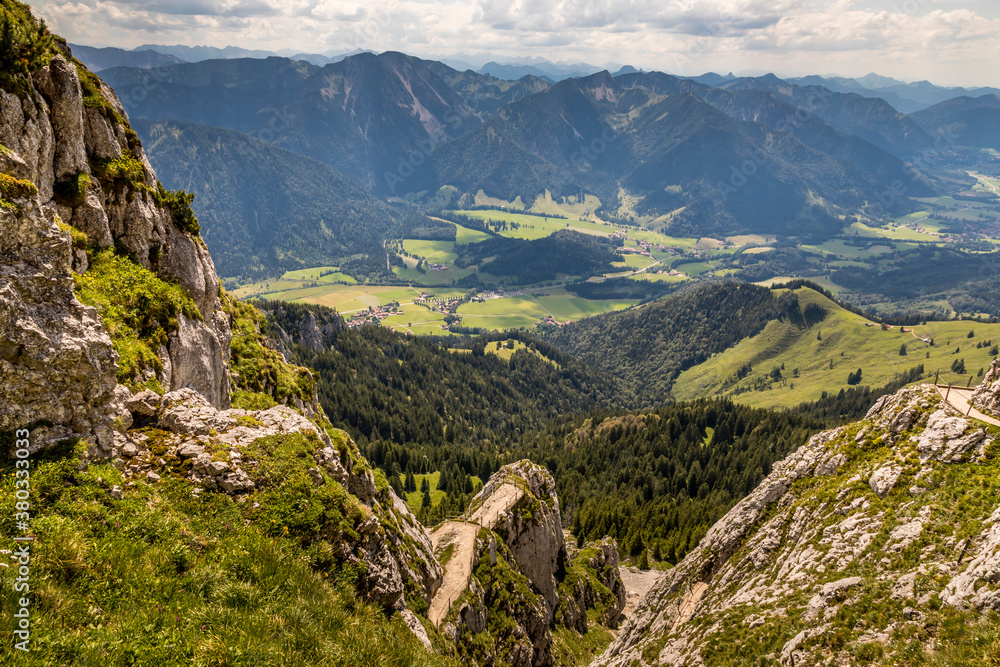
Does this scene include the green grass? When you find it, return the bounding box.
[0,438,453,667]
[403,472,447,513]
[455,210,614,241]
[448,222,491,245]
[224,293,316,405]
[551,623,615,667]
[280,267,357,284]
[230,267,357,300]
[74,249,202,389]
[483,339,556,365]
[610,254,657,270]
[401,472,482,514]
[455,288,635,330]
[673,287,1000,408]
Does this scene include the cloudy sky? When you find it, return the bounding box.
[27,0,1000,87]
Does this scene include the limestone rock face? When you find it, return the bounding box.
[488,460,567,618]
[559,537,627,632]
[0,53,232,447]
[448,461,624,667]
[972,358,1000,415]
[593,384,1000,667]
[0,200,118,449]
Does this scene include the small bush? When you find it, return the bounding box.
[0,3,56,95]
[90,152,146,192]
[154,181,201,236]
[0,171,37,207]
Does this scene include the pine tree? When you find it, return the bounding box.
[638,550,650,571]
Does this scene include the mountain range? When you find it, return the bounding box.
[98,50,1000,267]
[77,43,1000,113]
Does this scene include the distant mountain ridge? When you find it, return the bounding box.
[70,44,185,71]
[785,72,1000,113]
[133,118,435,281]
[101,50,1000,267]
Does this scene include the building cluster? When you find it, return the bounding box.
[345,304,401,328]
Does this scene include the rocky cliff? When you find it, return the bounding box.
[0,6,440,636]
[1,37,231,452]
[442,461,626,667]
[593,369,1000,666]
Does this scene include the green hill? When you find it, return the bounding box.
[546,283,801,406]
[673,286,1000,408]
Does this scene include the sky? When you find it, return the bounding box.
[26,0,1000,88]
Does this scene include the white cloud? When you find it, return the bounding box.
[26,0,1000,87]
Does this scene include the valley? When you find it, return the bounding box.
[5,1,1000,665]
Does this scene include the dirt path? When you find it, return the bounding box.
[428,521,481,626]
[427,482,524,626]
[936,386,1000,427]
[671,581,708,633]
[470,482,523,528]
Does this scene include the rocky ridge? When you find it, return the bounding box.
[1,44,231,451]
[593,374,1000,667]
[443,460,626,667]
[105,385,443,611]
[0,33,442,625]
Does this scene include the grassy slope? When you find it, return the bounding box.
[0,437,452,667]
[674,288,1000,408]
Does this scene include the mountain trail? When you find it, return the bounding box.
[427,482,524,626]
[937,385,1000,426]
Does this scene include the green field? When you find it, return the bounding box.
[457,287,636,328]
[481,338,557,365]
[399,471,482,514]
[281,267,357,283]
[673,287,1000,409]
[457,210,615,240]
[611,254,658,270]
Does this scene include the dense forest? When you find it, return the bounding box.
[454,229,623,284]
[257,292,937,542]
[261,301,621,519]
[517,402,822,563]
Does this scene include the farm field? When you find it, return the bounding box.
[230,267,357,299]
[673,287,1000,410]
[457,210,614,240]
[456,287,636,328]
[478,338,557,365]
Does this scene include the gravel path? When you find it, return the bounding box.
[428,521,481,626]
[427,482,524,626]
[619,565,669,620]
[937,386,1000,427]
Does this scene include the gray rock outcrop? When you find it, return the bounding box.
[0,198,118,449]
[593,383,1000,667]
[110,387,442,612]
[1,52,232,451]
[972,358,1000,415]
